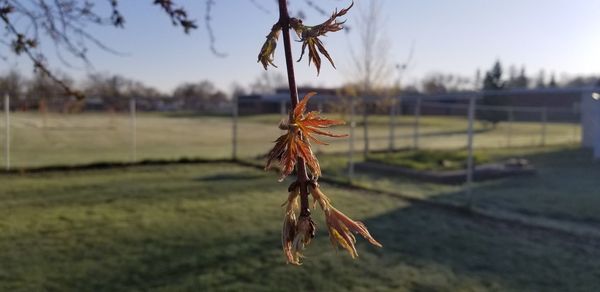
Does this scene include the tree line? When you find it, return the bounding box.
[0,70,228,111]
[418,60,596,95]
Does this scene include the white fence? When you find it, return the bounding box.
[1,92,583,187]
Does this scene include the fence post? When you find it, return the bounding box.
[388,97,396,151]
[573,102,579,145]
[318,101,323,113]
[465,94,476,204]
[4,94,9,171]
[129,97,137,162]
[413,96,421,149]
[348,97,355,181]
[232,96,239,160]
[507,107,514,147]
[280,100,286,117]
[540,106,547,146]
[362,97,369,158]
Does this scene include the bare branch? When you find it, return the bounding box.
[248,0,271,14]
[303,0,327,16]
[153,0,198,33]
[204,0,226,57]
[0,0,201,98]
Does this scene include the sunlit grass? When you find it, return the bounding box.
[0,112,579,167]
[318,145,600,224]
[1,163,599,291]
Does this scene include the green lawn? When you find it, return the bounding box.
[0,112,580,167]
[1,163,599,291]
[367,150,491,171]
[317,146,600,224]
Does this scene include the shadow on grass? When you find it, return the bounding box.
[361,203,600,292]
[353,146,600,224]
[3,157,600,291]
[194,173,265,181]
[24,200,600,291]
[361,127,494,143]
[162,112,231,119]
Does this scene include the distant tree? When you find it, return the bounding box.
[422,76,447,95]
[515,67,529,88]
[564,75,600,87]
[474,69,482,90]
[480,60,506,127]
[0,69,24,101]
[507,65,517,87]
[27,72,63,100]
[507,66,528,89]
[249,72,286,94]
[483,61,504,91]
[534,70,546,88]
[349,0,393,94]
[230,83,247,99]
[548,73,558,88]
[401,84,420,95]
[172,80,227,111]
[27,71,78,111]
[421,73,471,94]
[83,73,162,110]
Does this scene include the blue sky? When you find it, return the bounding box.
[5,0,600,93]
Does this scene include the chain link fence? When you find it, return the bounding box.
[3,91,597,222]
[0,93,582,171]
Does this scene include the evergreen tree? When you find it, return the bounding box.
[535,70,546,88]
[514,67,529,88]
[548,73,558,87]
[481,60,506,127]
[483,60,504,90]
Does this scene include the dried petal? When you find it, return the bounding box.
[265,92,347,179]
[282,186,300,264]
[291,2,353,74]
[257,24,281,70]
[291,216,316,262]
[308,183,382,258]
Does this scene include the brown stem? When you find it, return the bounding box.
[278,0,310,217]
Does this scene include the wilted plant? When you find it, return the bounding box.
[261,0,381,265]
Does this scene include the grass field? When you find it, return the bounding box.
[1,162,600,291]
[367,149,491,171]
[0,112,580,167]
[317,145,600,225]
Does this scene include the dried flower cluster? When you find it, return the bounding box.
[281,178,382,265]
[258,24,282,70]
[258,1,353,74]
[291,2,353,74]
[267,92,381,265]
[262,0,379,265]
[266,92,346,181]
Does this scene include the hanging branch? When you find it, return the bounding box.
[1,5,83,98]
[262,0,381,265]
[204,0,226,57]
[0,0,199,98]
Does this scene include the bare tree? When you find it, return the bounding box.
[348,0,393,94]
[0,69,24,100]
[344,0,394,156]
[421,73,472,94]
[249,71,287,94]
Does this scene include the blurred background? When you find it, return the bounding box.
[1,0,600,291]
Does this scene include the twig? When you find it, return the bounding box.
[278,0,310,217]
